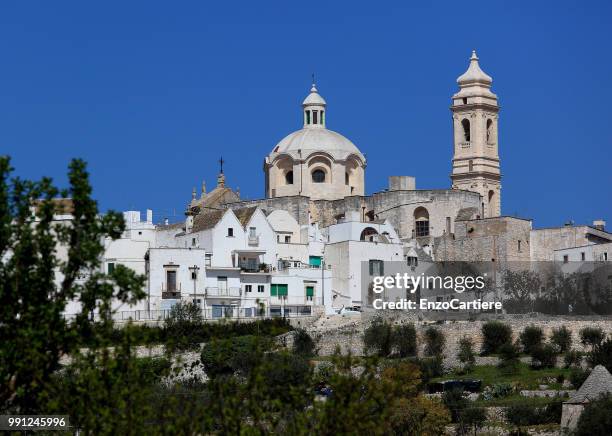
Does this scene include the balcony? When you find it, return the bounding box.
[206,286,241,298]
[239,262,271,273]
[248,235,260,246]
[161,282,182,299]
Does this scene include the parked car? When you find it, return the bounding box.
[428,379,482,393]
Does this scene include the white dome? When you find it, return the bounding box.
[271,128,365,162]
[457,50,493,86]
[302,84,326,106]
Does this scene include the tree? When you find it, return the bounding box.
[393,323,418,357]
[498,342,520,374]
[519,325,544,354]
[502,269,541,313]
[0,157,144,413]
[550,325,572,353]
[588,337,612,372]
[423,326,446,357]
[481,321,512,355]
[363,317,393,357]
[164,301,204,351]
[574,394,612,436]
[458,336,476,370]
[579,326,604,350]
[292,328,317,357]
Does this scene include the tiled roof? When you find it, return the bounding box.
[566,365,612,404]
[192,209,226,233]
[233,207,257,229]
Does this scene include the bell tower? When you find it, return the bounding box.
[451,50,501,218]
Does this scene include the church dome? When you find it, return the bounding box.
[457,50,492,86]
[272,128,364,162]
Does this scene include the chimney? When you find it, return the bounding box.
[146,209,153,224]
[593,220,606,231]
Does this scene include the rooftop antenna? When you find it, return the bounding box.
[311,72,315,85]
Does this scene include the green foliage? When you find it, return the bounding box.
[550,325,572,353]
[393,322,418,358]
[458,336,476,370]
[442,388,468,423]
[564,349,583,368]
[418,356,444,383]
[292,328,317,357]
[164,301,204,351]
[200,335,269,378]
[481,321,512,355]
[423,326,445,357]
[587,337,612,372]
[505,398,563,427]
[497,341,520,374]
[575,394,612,436]
[363,317,394,357]
[457,406,487,436]
[579,326,604,349]
[519,325,544,354]
[481,382,513,400]
[569,367,590,388]
[530,344,557,369]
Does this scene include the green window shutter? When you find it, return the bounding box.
[278,284,288,296]
[271,284,277,296]
[380,261,384,276]
[108,262,115,274]
[369,260,373,275]
[306,286,314,297]
[309,256,321,267]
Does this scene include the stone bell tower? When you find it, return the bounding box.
[450,50,501,218]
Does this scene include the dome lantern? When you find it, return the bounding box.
[302,81,326,128]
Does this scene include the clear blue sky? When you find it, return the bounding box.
[1,1,610,227]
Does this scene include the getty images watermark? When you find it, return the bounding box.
[370,272,503,311]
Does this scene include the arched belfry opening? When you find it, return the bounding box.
[461,119,471,142]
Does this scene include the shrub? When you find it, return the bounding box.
[442,388,468,423]
[393,323,418,358]
[564,349,583,368]
[164,301,204,351]
[481,382,513,400]
[530,344,557,369]
[550,325,572,353]
[458,336,476,369]
[423,326,445,357]
[363,317,393,357]
[497,342,520,374]
[292,328,316,357]
[579,326,604,349]
[587,337,612,372]
[481,321,512,355]
[418,356,444,382]
[575,394,612,436]
[569,367,590,388]
[505,399,563,427]
[458,407,487,436]
[200,335,269,378]
[519,325,544,354]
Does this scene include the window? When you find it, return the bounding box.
[107,262,115,274]
[581,252,586,261]
[462,97,468,105]
[369,259,384,276]
[271,284,288,297]
[605,252,609,261]
[205,254,212,267]
[227,227,234,237]
[218,276,228,291]
[312,169,326,183]
[249,227,256,238]
[285,170,293,185]
[468,160,473,172]
[313,110,318,124]
[345,172,349,185]
[258,285,264,293]
[306,286,314,301]
[321,110,324,124]
[518,240,522,252]
[192,237,196,247]
[461,118,470,142]
[306,111,311,124]
[138,231,142,235]
[245,285,252,293]
[285,235,291,243]
[407,256,418,267]
[486,119,493,143]
[446,217,451,235]
[166,270,177,292]
[563,255,569,264]
[360,227,378,242]
[309,256,322,268]
[414,207,430,237]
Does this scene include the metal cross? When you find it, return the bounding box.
[219,156,225,174]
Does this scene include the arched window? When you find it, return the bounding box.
[486,119,493,143]
[312,169,326,183]
[461,119,471,142]
[469,160,473,172]
[414,207,430,237]
[285,170,293,185]
[345,172,350,185]
[488,190,495,216]
[360,227,379,242]
[313,110,318,125]
[306,111,311,124]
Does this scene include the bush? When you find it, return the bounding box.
[550,325,572,353]
[575,394,612,436]
[530,344,557,369]
[458,336,476,369]
[564,349,584,368]
[579,326,604,349]
[458,407,487,436]
[570,367,590,388]
[363,317,393,357]
[393,323,418,358]
[164,301,204,351]
[200,335,269,378]
[442,388,468,423]
[418,356,444,382]
[292,328,316,357]
[519,325,544,354]
[505,399,563,427]
[587,337,612,372]
[423,326,445,357]
[481,321,512,355]
[497,342,520,374]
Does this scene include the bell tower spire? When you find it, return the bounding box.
[450,50,501,218]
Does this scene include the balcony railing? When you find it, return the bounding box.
[206,286,241,297]
[161,282,182,299]
[239,263,271,273]
[248,235,259,246]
